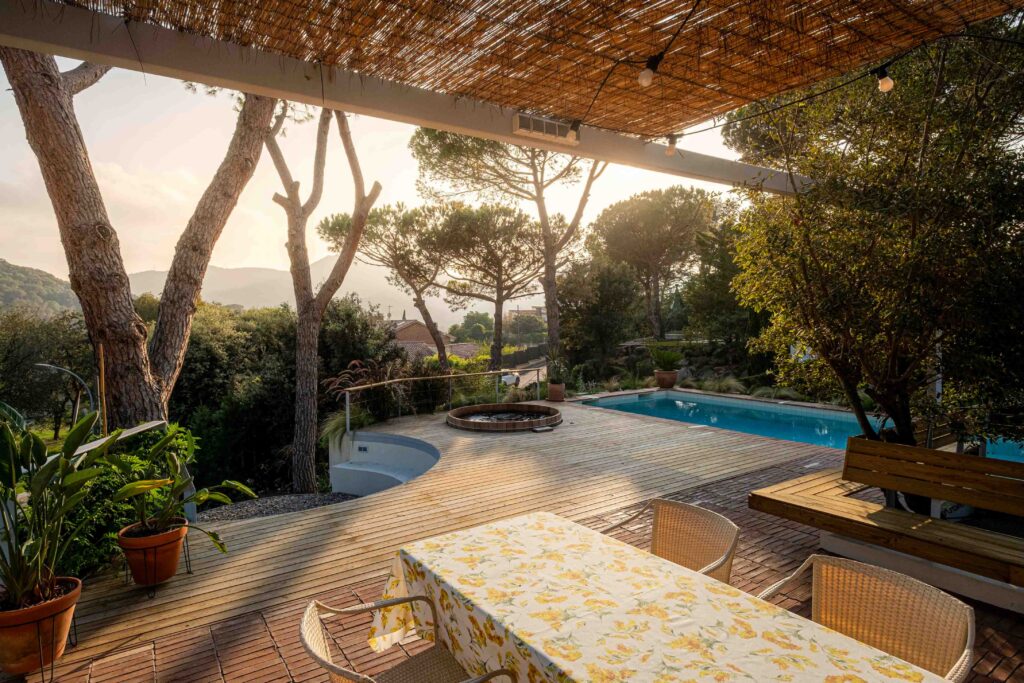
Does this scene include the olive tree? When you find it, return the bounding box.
[727,20,1024,444]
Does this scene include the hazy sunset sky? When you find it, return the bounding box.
[0,58,737,281]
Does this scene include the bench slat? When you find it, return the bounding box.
[843,438,1024,516]
[846,437,1024,478]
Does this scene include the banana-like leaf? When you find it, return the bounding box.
[62,412,99,458]
[57,490,90,518]
[205,491,232,505]
[78,430,122,469]
[29,456,62,502]
[190,526,228,554]
[0,425,16,487]
[221,480,257,499]
[29,432,47,467]
[113,479,173,502]
[148,427,179,462]
[62,467,104,491]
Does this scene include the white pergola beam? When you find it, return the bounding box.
[0,0,808,195]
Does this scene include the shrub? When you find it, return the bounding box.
[60,453,149,578]
[751,386,809,401]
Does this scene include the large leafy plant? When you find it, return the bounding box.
[649,348,683,372]
[1,412,113,610]
[108,427,255,553]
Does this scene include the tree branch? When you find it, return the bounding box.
[61,62,111,96]
[302,107,332,216]
[556,160,606,252]
[313,111,382,317]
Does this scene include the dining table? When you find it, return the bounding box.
[369,511,943,682]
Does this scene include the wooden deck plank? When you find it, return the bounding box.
[42,403,832,669]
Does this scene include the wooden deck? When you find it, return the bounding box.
[25,402,837,681]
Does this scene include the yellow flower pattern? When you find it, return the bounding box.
[369,512,942,682]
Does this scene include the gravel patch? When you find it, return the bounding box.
[198,492,358,522]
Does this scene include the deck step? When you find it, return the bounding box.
[330,460,421,496]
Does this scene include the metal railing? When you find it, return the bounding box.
[340,367,544,433]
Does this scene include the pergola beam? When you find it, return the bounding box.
[0,0,808,195]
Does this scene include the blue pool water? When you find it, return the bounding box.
[585,390,1024,462]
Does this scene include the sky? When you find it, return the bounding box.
[0,58,738,282]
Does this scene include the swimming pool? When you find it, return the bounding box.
[584,390,1024,462]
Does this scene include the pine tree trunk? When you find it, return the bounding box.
[414,294,449,371]
[542,259,560,357]
[490,300,505,371]
[150,94,275,404]
[1,47,164,426]
[292,313,321,493]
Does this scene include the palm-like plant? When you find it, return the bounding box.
[108,428,255,553]
[650,348,683,372]
[1,412,113,609]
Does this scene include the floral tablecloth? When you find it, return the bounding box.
[369,511,942,682]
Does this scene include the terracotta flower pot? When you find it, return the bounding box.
[118,518,188,587]
[547,383,566,402]
[0,577,82,675]
[654,370,678,389]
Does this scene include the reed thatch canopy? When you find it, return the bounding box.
[62,1,1022,138]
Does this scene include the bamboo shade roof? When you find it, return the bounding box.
[62,0,1024,137]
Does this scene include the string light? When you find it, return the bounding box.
[664,133,678,156]
[872,64,895,92]
[638,54,663,88]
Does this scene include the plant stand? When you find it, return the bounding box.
[122,534,193,599]
[32,606,78,683]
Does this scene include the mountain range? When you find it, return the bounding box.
[0,258,80,314]
[129,256,477,328]
[2,257,541,329]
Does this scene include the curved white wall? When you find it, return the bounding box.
[328,431,440,496]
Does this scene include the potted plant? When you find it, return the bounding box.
[0,413,114,675]
[110,428,255,587]
[546,357,568,402]
[650,348,683,389]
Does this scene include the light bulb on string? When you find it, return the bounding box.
[872,65,894,93]
[664,133,678,157]
[638,54,663,88]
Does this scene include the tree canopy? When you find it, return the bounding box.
[424,203,544,368]
[320,203,451,368]
[727,18,1024,443]
[590,186,716,339]
[410,128,604,356]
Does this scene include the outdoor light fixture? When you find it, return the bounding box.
[665,133,678,157]
[638,54,663,88]
[872,65,895,92]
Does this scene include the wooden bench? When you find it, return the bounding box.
[749,437,1024,591]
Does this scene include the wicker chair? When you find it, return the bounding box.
[602,499,739,583]
[300,596,516,683]
[757,555,974,682]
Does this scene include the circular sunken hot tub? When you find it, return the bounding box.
[447,403,562,432]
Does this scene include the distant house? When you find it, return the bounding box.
[387,316,479,360]
[387,317,454,345]
[503,305,546,325]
